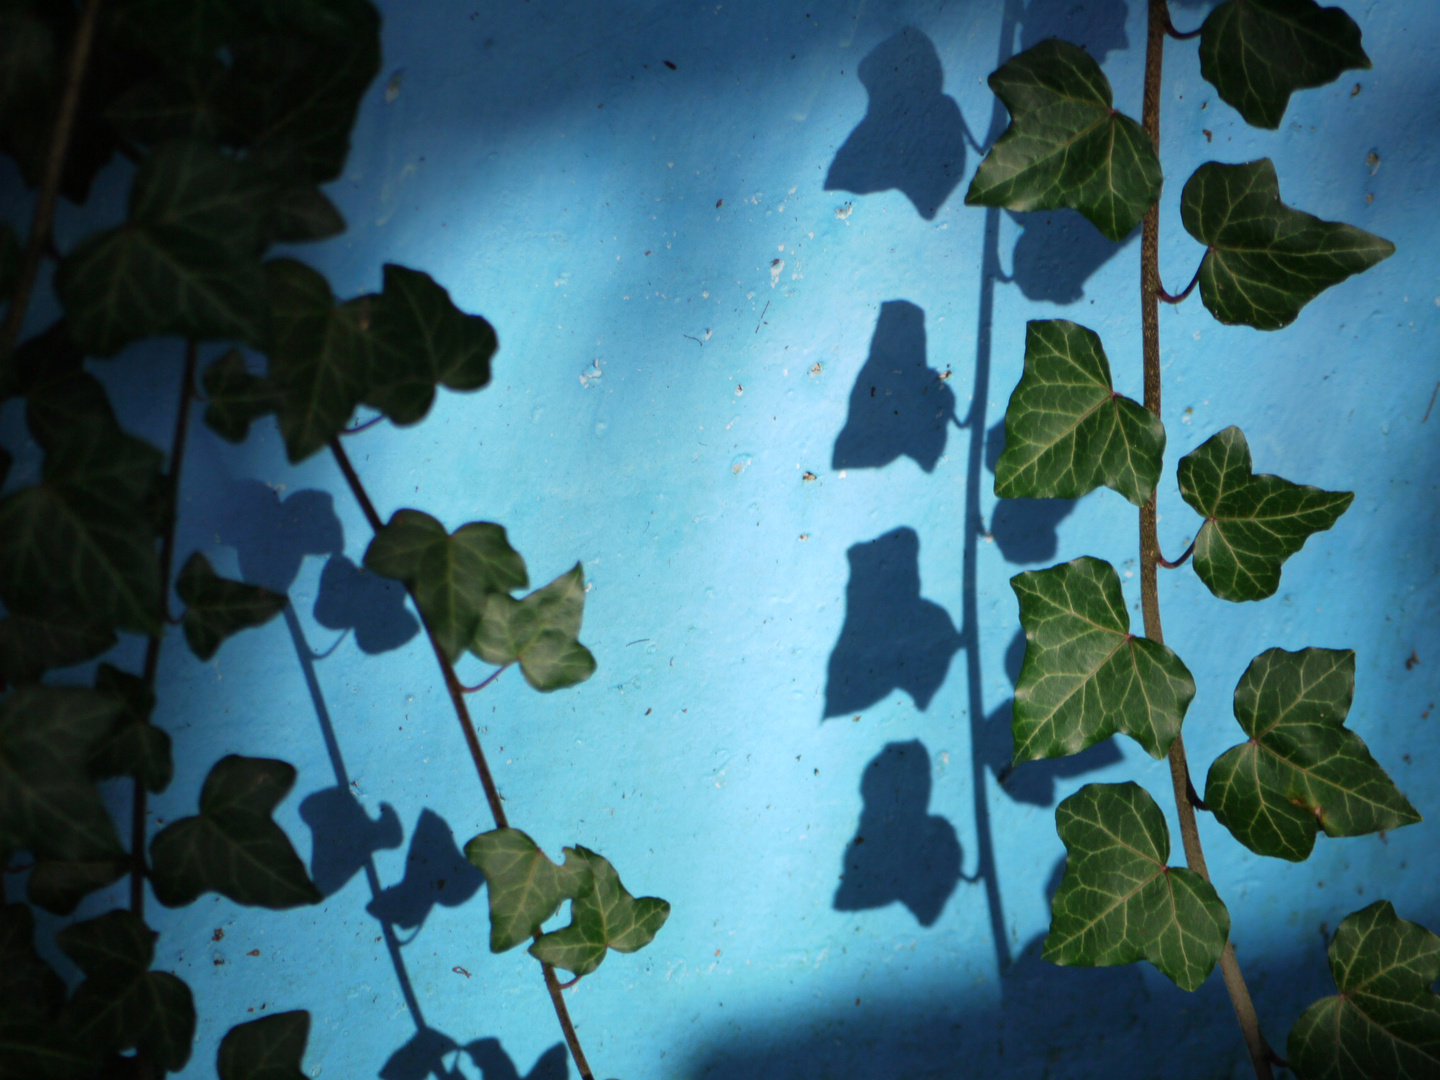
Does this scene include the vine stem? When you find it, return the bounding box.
[1158,259,1203,304]
[0,0,104,357]
[1142,5,1274,1078]
[327,436,596,1080]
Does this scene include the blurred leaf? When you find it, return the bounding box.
[1200,0,1370,129]
[0,686,126,863]
[175,551,287,660]
[0,220,17,300]
[217,1011,311,1080]
[1045,782,1229,992]
[90,664,171,795]
[364,509,527,661]
[149,754,321,909]
[475,563,597,691]
[1178,426,1352,602]
[363,264,497,425]
[106,57,228,145]
[0,607,117,685]
[965,39,1161,241]
[268,185,345,244]
[0,320,85,402]
[0,904,98,1080]
[995,319,1164,506]
[107,0,243,67]
[57,910,196,1072]
[529,846,669,976]
[1011,557,1194,763]
[1289,901,1440,1080]
[0,0,58,192]
[463,828,591,952]
[1206,648,1419,862]
[202,348,282,443]
[1181,159,1394,330]
[27,857,128,916]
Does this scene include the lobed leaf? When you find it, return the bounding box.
[1045,782,1229,991]
[529,846,670,976]
[1205,648,1419,862]
[217,1011,312,1080]
[175,551,287,661]
[27,857,128,916]
[0,606,116,685]
[202,348,282,443]
[994,320,1164,506]
[106,0,244,68]
[1199,0,1370,129]
[0,1,59,196]
[474,564,597,691]
[269,185,346,244]
[0,904,98,1080]
[1181,159,1394,330]
[1178,426,1352,602]
[107,57,229,146]
[1289,901,1440,1080]
[1010,557,1195,763]
[90,664,172,795]
[463,828,591,953]
[965,38,1161,241]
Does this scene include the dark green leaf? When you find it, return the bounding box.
[463,828,591,952]
[1206,648,1419,862]
[0,1027,98,1080]
[175,551,287,660]
[27,857,128,916]
[268,185,345,244]
[202,348,281,443]
[1181,159,1395,330]
[149,755,321,909]
[1178,426,1352,602]
[363,264,498,425]
[0,320,85,403]
[107,0,243,67]
[106,58,228,145]
[965,39,1162,241]
[529,846,670,976]
[475,564,597,691]
[0,1,58,191]
[0,903,66,1025]
[995,320,1164,506]
[364,510,527,661]
[1289,901,1440,1080]
[90,664,171,795]
[0,607,117,685]
[1200,0,1370,129]
[56,138,273,355]
[1045,782,1230,992]
[0,220,17,300]
[1011,557,1195,763]
[217,1011,311,1080]
[57,910,196,1072]
[0,686,125,863]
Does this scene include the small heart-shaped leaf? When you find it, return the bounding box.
[529,847,670,976]
[175,551,287,661]
[474,564,597,691]
[463,828,591,953]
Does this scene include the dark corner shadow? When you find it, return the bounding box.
[984,420,1077,566]
[834,740,961,927]
[313,553,421,654]
[366,808,486,932]
[300,785,403,897]
[381,1030,566,1080]
[832,301,957,474]
[825,27,968,220]
[824,528,961,719]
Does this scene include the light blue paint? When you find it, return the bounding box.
[3,1,1438,1078]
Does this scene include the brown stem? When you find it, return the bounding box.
[1157,539,1196,569]
[460,666,507,694]
[0,0,104,358]
[1142,5,1273,1078]
[1158,259,1203,304]
[326,436,596,1080]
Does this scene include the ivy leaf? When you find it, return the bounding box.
[149,755,322,909]
[202,348,282,443]
[56,910,196,1072]
[175,551,287,661]
[268,185,345,244]
[529,847,670,976]
[0,2,58,192]
[1289,901,1440,1080]
[217,1011,312,1080]
[1178,426,1352,602]
[965,39,1162,242]
[463,828,592,952]
[1205,648,1419,862]
[0,902,100,1080]
[1199,0,1370,130]
[106,58,228,146]
[0,607,117,685]
[0,220,17,300]
[1181,159,1395,330]
[90,664,172,795]
[106,0,243,68]
[1045,782,1230,992]
[0,686,126,864]
[56,138,273,355]
[364,510,528,661]
[27,857,128,916]
[995,320,1164,506]
[1011,557,1195,763]
[474,564,597,691]
[0,319,85,403]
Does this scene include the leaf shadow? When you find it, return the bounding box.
[366,808,487,933]
[379,1029,567,1080]
[313,552,420,655]
[298,784,403,897]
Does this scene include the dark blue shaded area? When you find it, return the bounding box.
[213,480,343,593]
[300,785,403,897]
[313,553,421,654]
[468,1039,568,1080]
[367,808,487,931]
[985,420,1078,565]
[1008,210,1138,305]
[380,1031,567,1080]
[834,740,961,926]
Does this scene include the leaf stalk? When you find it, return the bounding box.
[1156,539,1195,569]
[1158,260,1203,304]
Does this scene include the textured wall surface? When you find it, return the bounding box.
[8,1,1438,1078]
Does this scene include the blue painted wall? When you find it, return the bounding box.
[6,1,1438,1077]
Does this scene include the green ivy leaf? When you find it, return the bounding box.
[1045,782,1230,992]
[463,828,591,952]
[1205,648,1419,862]
[57,910,196,1072]
[1011,557,1195,763]
[474,564,596,691]
[1199,0,1370,130]
[90,664,172,795]
[0,2,58,193]
[268,185,345,244]
[0,220,18,300]
[1289,901,1440,1080]
[1180,159,1395,330]
[994,320,1164,506]
[364,510,528,661]
[0,686,125,864]
[106,58,228,146]
[217,1011,311,1080]
[0,903,100,1080]
[149,755,322,909]
[175,551,287,661]
[26,857,128,917]
[965,38,1162,242]
[56,138,273,355]
[0,607,117,685]
[1178,426,1352,602]
[202,348,282,443]
[529,846,670,976]
[107,0,243,67]
[0,319,85,403]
